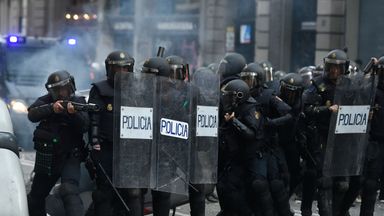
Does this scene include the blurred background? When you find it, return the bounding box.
[0,0,382,148]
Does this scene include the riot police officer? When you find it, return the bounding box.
[218,52,247,87]
[141,57,174,216]
[277,73,306,196]
[240,62,293,216]
[88,51,141,216]
[298,66,316,89]
[27,70,89,216]
[166,55,207,216]
[218,79,263,216]
[337,56,384,216]
[302,49,349,216]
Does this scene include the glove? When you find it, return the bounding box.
[90,148,101,165]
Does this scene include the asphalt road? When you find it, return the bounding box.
[20,151,384,216]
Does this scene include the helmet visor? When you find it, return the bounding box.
[325,63,345,80]
[280,83,302,106]
[240,72,260,89]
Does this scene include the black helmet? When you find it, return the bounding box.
[45,70,76,101]
[165,55,187,80]
[105,51,134,85]
[193,67,217,88]
[141,57,171,77]
[298,66,316,88]
[240,62,265,89]
[259,61,274,82]
[218,53,247,79]
[376,56,384,89]
[279,73,304,106]
[274,70,287,81]
[323,49,350,80]
[220,79,250,113]
[207,63,219,74]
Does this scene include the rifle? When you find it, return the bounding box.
[60,101,100,112]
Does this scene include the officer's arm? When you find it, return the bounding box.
[302,87,330,118]
[88,87,102,146]
[231,118,255,139]
[267,96,293,127]
[28,96,53,123]
[68,96,90,133]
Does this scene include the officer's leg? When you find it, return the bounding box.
[115,188,143,216]
[338,176,362,216]
[189,184,205,216]
[151,190,171,216]
[282,141,302,196]
[28,172,60,216]
[360,140,384,216]
[248,155,274,216]
[317,176,333,216]
[268,152,292,216]
[60,152,84,216]
[301,167,317,216]
[93,147,114,216]
[332,177,349,216]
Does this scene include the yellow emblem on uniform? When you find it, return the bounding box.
[255,111,260,120]
[325,100,332,107]
[120,53,125,59]
[107,104,113,111]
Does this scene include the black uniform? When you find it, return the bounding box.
[89,51,142,216]
[302,75,336,216]
[240,62,293,216]
[338,57,384,216]
[27,80,88,216]
[89,80,143,216]
[302,49,351,216]
[277,73,306,197]
[218,80,261,216]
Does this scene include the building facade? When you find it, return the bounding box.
[0,0,382,71]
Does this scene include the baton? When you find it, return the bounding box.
[97,162,130,212]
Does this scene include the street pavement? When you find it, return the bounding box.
[20,151,384,216]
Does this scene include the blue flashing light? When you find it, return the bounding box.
[67,38,77,45]
[7,35,26,44]
[9,36,18,43]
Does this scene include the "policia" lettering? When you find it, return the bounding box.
[160,118,188,139]
[122,115,152,130]
[337,113,367,126]
[197,114,217,128]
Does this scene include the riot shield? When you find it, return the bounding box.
[323,74,375,177]
[153,76,192,195]
[190,72,220,184]
[113,72,156,188]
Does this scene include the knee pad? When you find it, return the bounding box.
[121,188,142,199]
[251,178,269,193]
[334,180,349,193]
[59,182,80,197]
